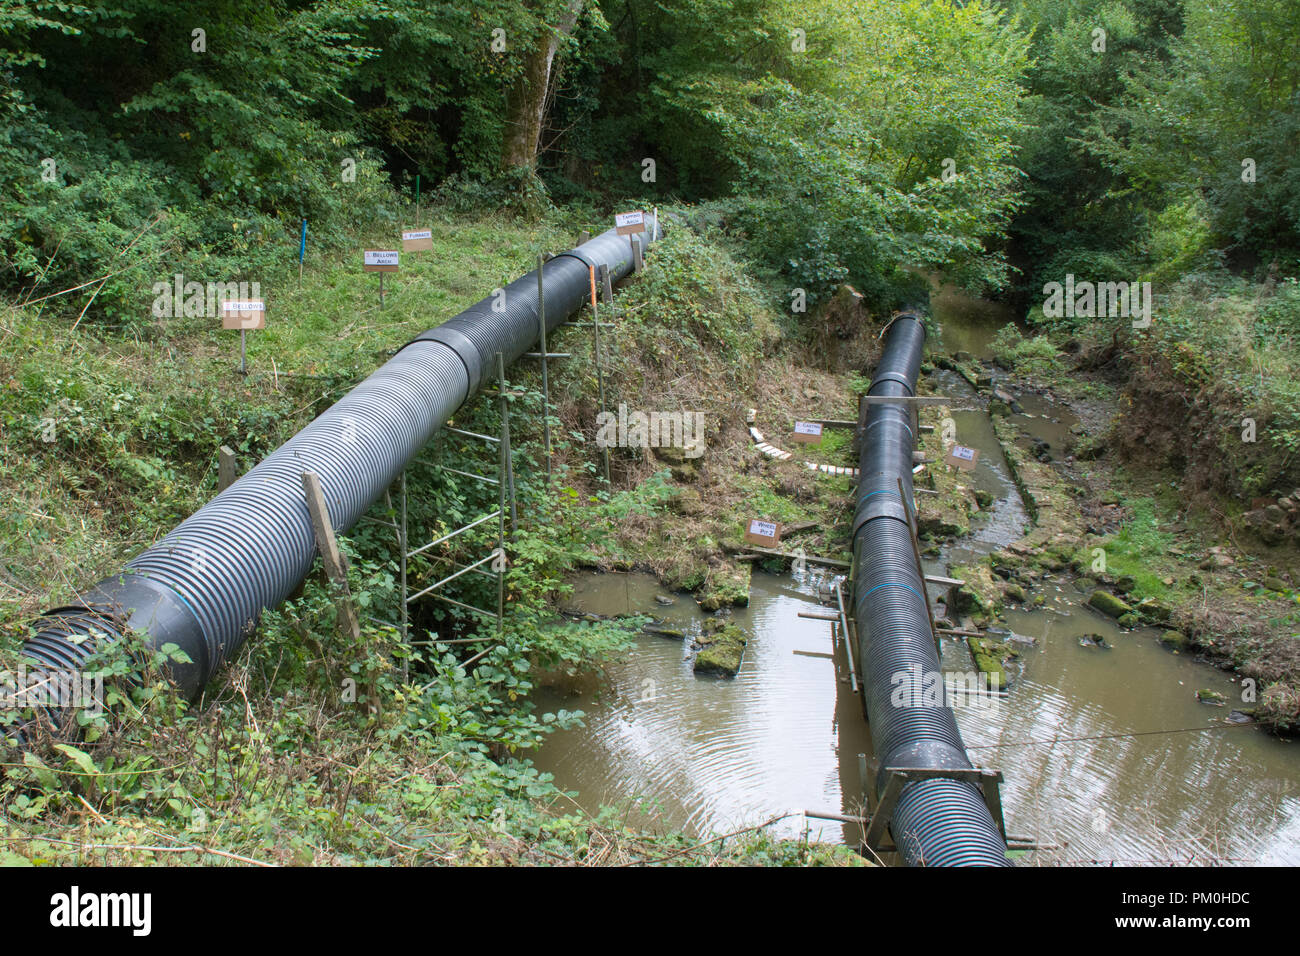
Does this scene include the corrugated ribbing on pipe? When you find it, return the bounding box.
[17,219,662,710]
[852,312,1010,866]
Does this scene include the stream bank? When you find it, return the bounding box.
[532,284,1300,864]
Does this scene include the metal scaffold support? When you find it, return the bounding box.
[362,351,517,677]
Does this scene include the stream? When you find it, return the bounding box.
[530,289,1300,864]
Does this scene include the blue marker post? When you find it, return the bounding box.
[298,219,308,288]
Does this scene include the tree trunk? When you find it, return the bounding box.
[501,0,584,170]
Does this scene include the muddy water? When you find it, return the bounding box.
[530,287,1299,863]
[929,287,1300,864]
[532,570,873,843]
[931,279,1019,358]
[929,368,1030,570]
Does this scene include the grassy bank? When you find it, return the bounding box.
[0,207,864,865]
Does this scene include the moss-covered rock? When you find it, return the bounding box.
[1196,688,1227,706]
[697,561,751,611]
[967,637,1009,687]
[949,563,1001,618]
[695,619,748,677]
[653,444,700,482]
[1087,589,1133,618]
[1136,599,1172,624]
[1158,630,1188,651]
[668,486,705,516]
[644,625,686,639]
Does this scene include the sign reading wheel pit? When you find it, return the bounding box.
[744,519,782,548]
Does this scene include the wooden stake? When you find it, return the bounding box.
[537,254,552,485]
[218,446,238,492]
[301,471,362,646]
[496,352,518,534]
[631,235,644,272]
[599,262,613,305]
[590,268,610,484]
[897,476,941,655]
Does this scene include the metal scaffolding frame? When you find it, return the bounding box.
[362,351,516,678]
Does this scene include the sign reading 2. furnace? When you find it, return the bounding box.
[615,210,646,236]
[363,250,400,272]
[401,229,433,252]
[791,421,823,445]
[221,298,266,330]
[744,519,782,548]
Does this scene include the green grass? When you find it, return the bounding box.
[0,206,874,866]
[1100,497,1177,600]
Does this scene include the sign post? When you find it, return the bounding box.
[222,298,266,375]
[363,250,399,308]
[743,519,782,548]
[401,228,433,252]
[615,210,646,236]
[944,444,980,472]
[298,219,307,288]
[792,421,824,445]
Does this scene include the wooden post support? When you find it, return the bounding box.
[218,445,238,492]
[630,235,644,272]
[496,352,518,534]
[537,254,552,485]
[399,469,409,682]
[897,476,941,656]
[301,471,362,646]
[590,274,611,484]
[598,262,614,305]
[579,230,590,244]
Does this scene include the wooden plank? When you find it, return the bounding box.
[924,574,965,587]
[805,809,866,826]
[218,446,238,492]
[599,263,614,304]
[784,520,819,535]
[301,471,361,644]
[864,770,906,850]
[897,476,940,654]
[806,418,857,429]
[738,545,849,569]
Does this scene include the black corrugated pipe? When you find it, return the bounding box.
[16,219,662,721]
[852,312,1010,866]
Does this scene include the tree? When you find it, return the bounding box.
[501,0,585,171]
